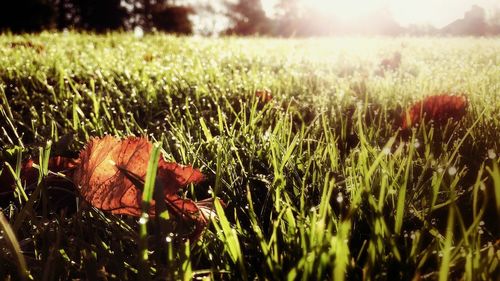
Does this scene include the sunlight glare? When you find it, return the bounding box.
[307,0,385,21]
[263,0,500,28]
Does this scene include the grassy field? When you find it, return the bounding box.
[0,33,499,280]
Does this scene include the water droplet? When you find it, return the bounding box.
[413,139,420,148]
[336,193,344,203]
[487,149,497,159]
[138,215,148,225]
[134,26,144,38]
[448,167,457,176]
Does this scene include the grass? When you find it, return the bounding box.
[0,33,499,280]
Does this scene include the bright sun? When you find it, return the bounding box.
[306,0,386,21]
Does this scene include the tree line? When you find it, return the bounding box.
[0,0,193,34]
[1,0,499,36]
[227,1,500,36]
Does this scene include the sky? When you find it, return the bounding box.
[262,0,500,28]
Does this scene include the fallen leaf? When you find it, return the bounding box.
[1,137,216,239]
[380,52,401,71]
[72,136,208,238]
[401,94,468,130]
[9,40,45,54]
[376,51,401,76]
[255,88,273,104]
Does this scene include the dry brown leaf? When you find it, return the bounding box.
[72,136,208,237]
[255,88,273,104]
[1,136,212,239]
[401,94,468,130]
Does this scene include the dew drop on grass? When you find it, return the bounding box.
[413,139,420,148]
[382,147,391,155]
[138,214,148,225]
[336,193,344,203]
[448,166,457,176]
[165,236,172,243]
[487,149,497,159]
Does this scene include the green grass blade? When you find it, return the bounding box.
[0,213,29,280]
[138,142,161,279]
[439,207,455,281]
[486,162,500,216]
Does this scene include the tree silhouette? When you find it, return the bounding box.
[225,0,271,35]
[273,0,302,36]
[54,0,77,30]
[73,0,127,32]
[152,5,193,34]
[0,0,56,33]
[122,0,193,34]
[442,5,488,36]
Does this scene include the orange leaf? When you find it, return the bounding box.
[255,89,273,104]
[72,136,208,237]
[401,94,468,130]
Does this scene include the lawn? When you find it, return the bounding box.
[0,33,499,280]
